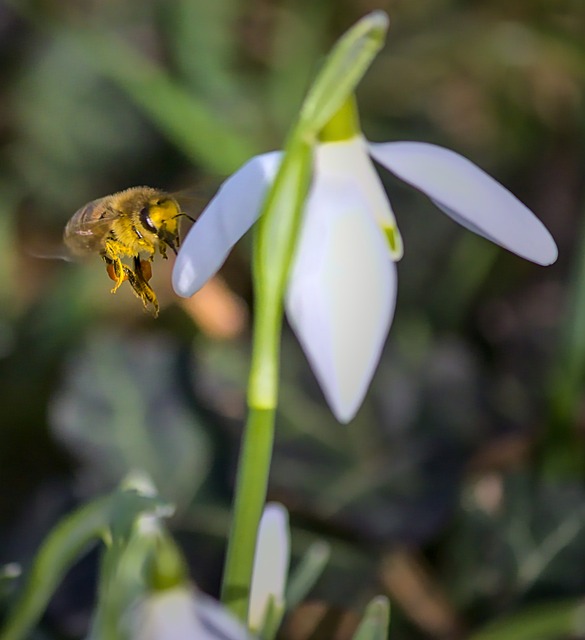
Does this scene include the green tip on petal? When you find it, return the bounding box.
[382,224,404,261]
[318,96,361,143]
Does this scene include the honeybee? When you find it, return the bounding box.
[64,186,194,317]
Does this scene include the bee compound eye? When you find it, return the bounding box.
[139,207,157,233]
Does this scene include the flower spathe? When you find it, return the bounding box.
[173,127,557,423]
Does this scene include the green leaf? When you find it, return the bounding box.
[75,30,259,174]
[51,332,211,511]
[468,599,585,640]
[285,541,331,610]
[0,565,22,602]
[351,596,391,640]
[0,487,167,640]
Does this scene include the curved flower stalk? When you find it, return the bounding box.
[173,100,557,423]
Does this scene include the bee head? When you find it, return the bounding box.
[140,197,181,253]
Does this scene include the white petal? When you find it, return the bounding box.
[130,589,203,640]
[286,177,396,423]
[173,152,282,297]
[249,503,290,631]
[195,592,253,640]
[316,136,403,260]
[130,588,252,640]
[369,141,558,266]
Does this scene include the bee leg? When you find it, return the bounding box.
[103,255,128,292]
[126,256,159,317]
[102,241,128,293]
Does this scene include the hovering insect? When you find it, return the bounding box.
[64,186,194,317]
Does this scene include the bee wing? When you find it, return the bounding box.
[63,201,127,256]
[28,224,117,263]
[27,244,78,263]
[67,203,125,233]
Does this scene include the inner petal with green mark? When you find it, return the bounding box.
[382,224,404,261]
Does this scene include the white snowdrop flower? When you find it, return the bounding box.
[173,111,557,423]
[129,586,253,640]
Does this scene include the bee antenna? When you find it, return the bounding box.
[174,213,196,223]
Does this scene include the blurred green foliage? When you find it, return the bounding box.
[0,0,584,638]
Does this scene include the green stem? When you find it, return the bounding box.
[248,290,285,410]
[218,10,390,624]
[220,406,276,620]
[219,134,306,620]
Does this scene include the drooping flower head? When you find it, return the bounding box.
[173,97,557,423]
[128,517,254,640]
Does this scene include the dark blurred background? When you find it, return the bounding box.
[0,0,584,638]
